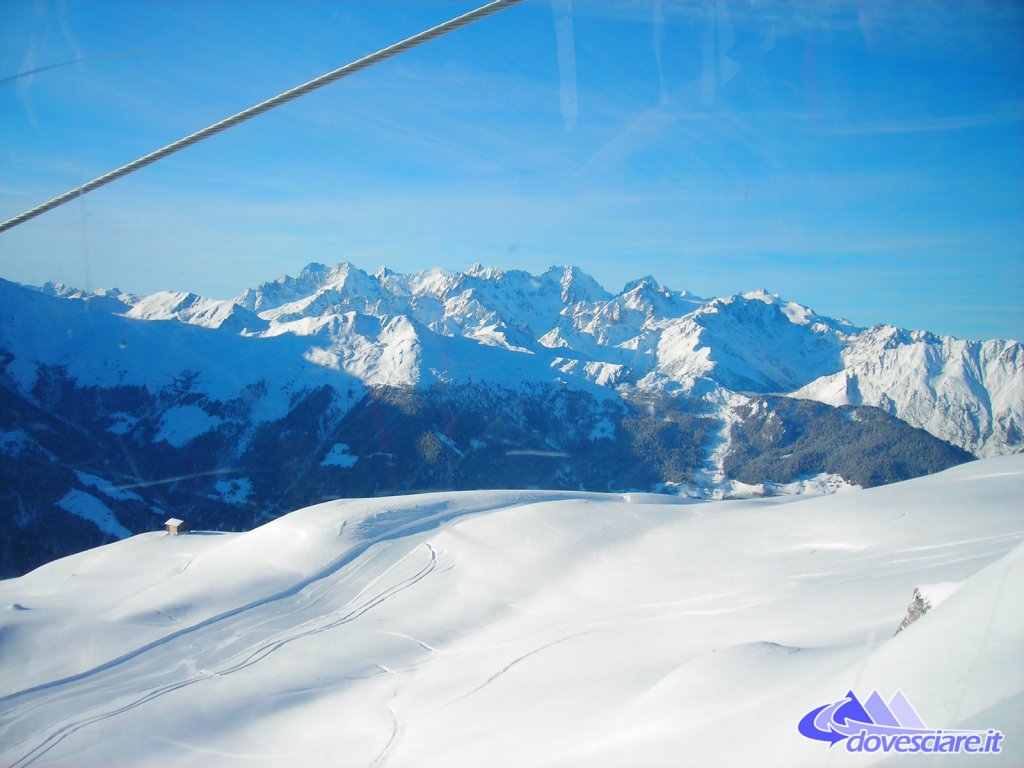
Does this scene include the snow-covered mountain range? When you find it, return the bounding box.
[2,456,1022,766]
[1,262,1020,575]
[40,261,1021,453]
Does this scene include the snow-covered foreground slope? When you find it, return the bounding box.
[2,456,1021,767]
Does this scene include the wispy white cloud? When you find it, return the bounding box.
[819,109,1024,136]
[574,1,1020,35]
[551,0,578,131]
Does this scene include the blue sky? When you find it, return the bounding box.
[1,0,1021,340]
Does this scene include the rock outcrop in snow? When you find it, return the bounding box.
[894,586,932,635]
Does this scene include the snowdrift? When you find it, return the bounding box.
[1,456,1022,766]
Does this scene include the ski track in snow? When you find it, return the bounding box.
[2,544,438,768]
[368,702,399,768]
[371,630,445,654]
[787,532,1024,582]
[447,632,593,707]
[1,495,564,707]
[432,524,1024,706]
[2,494,591,768]
[149,734,304,761]
[689,403,739,497]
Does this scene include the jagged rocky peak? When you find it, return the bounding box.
[125,290,267,331]
[411,268,463,299]
[615,274,705,318]
[544,264,611,305]
[742,287,778,302]
[241,262,686,320]
[622,274,665,294]
[236,263,317,311]
[370,265,462,302]
[703,291,851,335]
[462,263,608,302]
[37,281,85,298]
[27,281,136,313]
[236,261,371,312]
[373,265,408,296]
[35,281,129,301]
[466,262,503,281]
[305,262,379,296]
[300,261,331,280]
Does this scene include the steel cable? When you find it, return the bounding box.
[0,0,525,234]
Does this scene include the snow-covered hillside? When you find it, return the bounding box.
[2,456,1021,767]
[791,326,1023,456]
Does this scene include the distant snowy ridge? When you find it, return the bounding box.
[126,290,267,333]
[791,326,1023,456]
[40,261,1017,456]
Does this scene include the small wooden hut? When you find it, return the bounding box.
[164,518,190,535]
